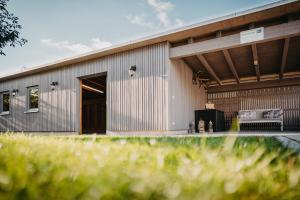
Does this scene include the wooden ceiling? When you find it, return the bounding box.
[181,35,300,87]
[286,36,300,72]
[170,10,300,90]
[82,75,107,94]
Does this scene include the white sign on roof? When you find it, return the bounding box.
[240,27,264,44]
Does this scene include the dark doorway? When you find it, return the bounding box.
[81,74,107,134]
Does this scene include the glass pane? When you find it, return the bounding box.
[2,93,9,112]
[29,87,39,109]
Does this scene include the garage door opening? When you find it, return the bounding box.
[81,74,107,134]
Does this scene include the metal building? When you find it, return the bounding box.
[0,0,300,134]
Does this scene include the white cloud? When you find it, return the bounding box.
[40,38,112,54]
[127,0,184,29]
[174,18,184,27]
[90,38,113,49]
[156,12,170,27]
[147,0,173,27]
[147,0,174,12]
[126,14,154,28]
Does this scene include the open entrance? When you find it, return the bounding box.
[81,74,107,134]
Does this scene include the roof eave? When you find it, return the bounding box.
[0,0,299,82]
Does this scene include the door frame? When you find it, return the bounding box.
[78,72,108,134]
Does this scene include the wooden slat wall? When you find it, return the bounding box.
[168,59,206,130]
[208,86,300,130]
[0,42,169,132]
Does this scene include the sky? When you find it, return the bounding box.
[0,0,278,76]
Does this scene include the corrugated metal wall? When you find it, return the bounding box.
[168,59,206,130]
[0,42,169,132]
[208,86,300,130]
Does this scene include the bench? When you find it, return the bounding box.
[238,109,283,132]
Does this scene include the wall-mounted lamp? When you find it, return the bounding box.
[50,81,59,90]
[192,72,198,85]
[128,65,136,77]
[12,89,19,97]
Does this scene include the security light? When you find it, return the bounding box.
[128,65,136,77]
[12,89,19,97]
[50,81,59,90]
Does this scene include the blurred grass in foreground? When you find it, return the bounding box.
[0,134,299,200]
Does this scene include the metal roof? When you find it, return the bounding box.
[0,0,299,81]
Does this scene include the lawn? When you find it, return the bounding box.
[0,134,299,200]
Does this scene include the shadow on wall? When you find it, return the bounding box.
[107,47,168,131]
[110,109,151,132]
[109,75,167,132]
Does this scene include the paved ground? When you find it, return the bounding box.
[107,131,300,139]
[284,135,300,142]
[275,136,300,153]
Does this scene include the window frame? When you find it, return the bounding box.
[26,86,39,113]
[0,91,10,115]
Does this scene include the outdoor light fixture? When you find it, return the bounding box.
[128,65,136,77]
[50,81,59,90]
[192,72,198,85]
[192,70,205,86]
[82,84,104,94]
[12,89,19,97]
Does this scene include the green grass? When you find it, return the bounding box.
[0,134,299,200]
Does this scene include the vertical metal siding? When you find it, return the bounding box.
[0,42,169,132]
[168,59,206,131]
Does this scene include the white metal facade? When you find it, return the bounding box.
[0,42,205,132]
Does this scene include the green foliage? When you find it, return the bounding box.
[0,0,27,55]
[230,117,239,132]
[0,134,299,200]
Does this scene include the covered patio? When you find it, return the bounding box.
[170,17,300,131]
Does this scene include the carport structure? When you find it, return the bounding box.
[169,8,300,130]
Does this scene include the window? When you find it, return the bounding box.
[27,86,39,111]
[0,91,10,114]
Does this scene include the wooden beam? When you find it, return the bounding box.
[82,85,104,94]
[207,77,300,93]
[288,14,294,22]
[187,37,194,44]
[79,79,83,134]
[249,23,256,29]
[181,59,197,72]
[222,49,240,84]
[170,20,300,59]
[216,31,222,38]
[196,54,222,85]
[280,38,290,79]
[84,79,106,90]
[251,44,260,81]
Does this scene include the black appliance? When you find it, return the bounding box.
[195,109,225,132]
